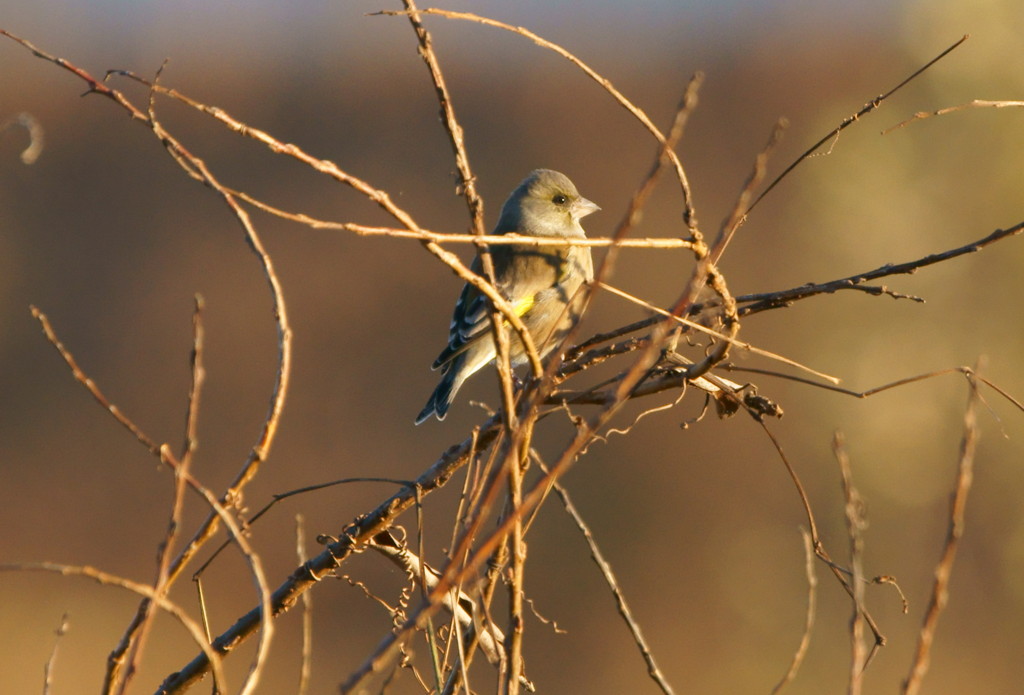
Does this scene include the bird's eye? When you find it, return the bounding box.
[552,194,568,205]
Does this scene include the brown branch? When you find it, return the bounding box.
[28,305,274,695]
[711,118,787,265]
[375,7,699,232]
[295,515,313,695]
[503,430,529,695]
[0,562,229,692]
[770,529,817,694]
[601,72,704,283]
[156,417,503,694]
[746,35,969,214]
[542,459,676,695]
[756,421,887,647]
[0,33,293,690]
[834,432,868,695]
[884,98,1024,134]
[901,365,981,695]
[42,613,70,695]
[103,67,547,375]
[725,364,1024,419]
[114,295,207,695]
[400,0,484,237]
[572,218,1024,385]
[30,305,162,455]
[739,221,1024,316]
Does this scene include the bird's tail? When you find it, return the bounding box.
[414,364,461,425]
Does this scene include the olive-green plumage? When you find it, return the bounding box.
[416,169,598,424]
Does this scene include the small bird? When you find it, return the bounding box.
[415,169,599,424]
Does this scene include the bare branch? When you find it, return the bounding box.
[42,613,70,695]
[0,563,229,692]
[375,8,699,230]
[295,515,313,695]
[739,221,1024,316]
[746,35,969,214]
[596,281,840,383]
[542,459,676,695]
[158,417,503,693]
[902,364,981,695]
[834,432,868,695]
[884,98,1024,134]
[757,422,888,647]
[770,530,817,694]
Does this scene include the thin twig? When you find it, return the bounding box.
[27,305,274,695]
[597,281,839,383]
[600,72,704,283]
[194,477,413,579]
[0,34,291,692]
[756,421,887,646]
[376,8,698,228]
[834,432,867,695]
[711,118,787,265]
[770,530,817,694]
[739,221,1024,317]
[0,563,229,692]
[158,416,504,694]
[42,613,70,695]
[114,294,206,695]
[746,35,969,214]
[102,65,546,375]
[30,305,162,454]
[884,98,1024,134]
[902,364,981,695]
[542,459,675,695]
[503,427,529,695]
[724,364,1024,417]
[295,515,313,695]
[401,0,484,236]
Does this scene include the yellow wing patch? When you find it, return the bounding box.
[513,295,535,317]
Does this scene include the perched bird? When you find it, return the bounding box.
[415,169,599,424]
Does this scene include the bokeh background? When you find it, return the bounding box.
[2,1,1023,693]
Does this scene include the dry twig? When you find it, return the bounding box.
[901,366,981,695]
[835,433,868,695]
[0,563,229,692]
[541,459,676,695]
[770,530,817,694]
[884,98,1024,134]
[5,12,1021,695]
[42,613,70,695]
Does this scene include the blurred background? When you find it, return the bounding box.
[2,0,1023,693]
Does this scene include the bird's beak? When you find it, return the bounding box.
[572,197,600,220]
